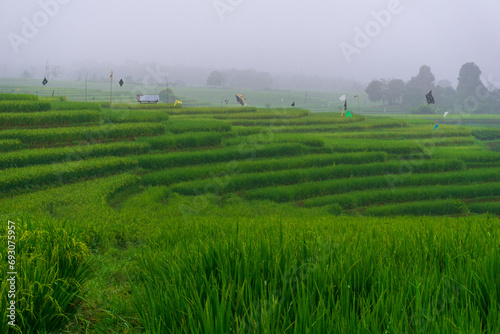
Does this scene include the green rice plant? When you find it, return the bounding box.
[282,113,364,125]
[0,173,142,251]
[0,217,93,334]
[489,140,500,152]
[245,168,499,202]
[163,119,231,133]
[0,123,165,146]
[223,132,325,148]
[0,142,150,169]
[420,136,477,147]
[434,147,500,163]
[231,115,363,127]
[0,156,138,193]
[39,95,67,102]
[363,199,461,216]
[324,136,475,155]
[232,126,265,136]
[325,138,426,155]
[328,125,473,140]
[165,106,257,115]
[0,101,51,113]
[272,117,406,133]
[131,231,348,334]
[169,159,465,196]
[303,183,500,209]
[256,117,399,131]
[466,162,500,169]
[111,102,179,110]
[0,110,102,127]
[469,201,500,215]
[51,101,101,111]
[472,128,500,140]
[138,143,308,170]
[138,132,222,151]
[102,173,142,207]
[0,139,23,152]
[131,214,500,333]
[108,103,130,109]
[213,109,311,120]
[142,152,388,186]
[102,109,169,123]
[0,93,38,101]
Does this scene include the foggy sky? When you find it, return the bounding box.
[1,0,499,86]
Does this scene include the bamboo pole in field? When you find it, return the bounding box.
[85,72,88,102]
[165,75,169,103]
[110,70,113,104]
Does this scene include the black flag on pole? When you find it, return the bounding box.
[344,100,347,111]
[119,79,124,87]
[291,101,295,107]
[426,90,435,104]
[42,77,48,85]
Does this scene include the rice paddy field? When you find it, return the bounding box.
[0,87,499,333]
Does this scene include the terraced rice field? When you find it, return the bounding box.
[0,93,498,333]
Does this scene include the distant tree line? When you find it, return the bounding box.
[365,62,500,114]
[15,60,362,92]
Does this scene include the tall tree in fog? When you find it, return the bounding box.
[457,62,500,114]
[365,79,404,105]
[365,80,385,104]
[386,79,405,105]
[207,71,226,88]
[456,62,486,101]
[402,65,435,108]
[434,85,456,112]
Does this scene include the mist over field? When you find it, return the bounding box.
[1,0,500,87]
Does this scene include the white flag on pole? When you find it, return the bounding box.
[339,94,346,101]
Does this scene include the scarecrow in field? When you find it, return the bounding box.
[427,90,439,130]
[236,94,247,106]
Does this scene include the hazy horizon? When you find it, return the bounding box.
[1,0,499,87]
